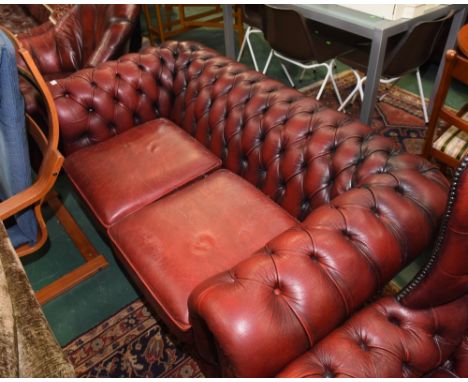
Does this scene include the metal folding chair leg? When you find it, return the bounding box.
[416,68,429,123]
[237,26,263,72]
[237,26,250,62]
[262,50,274,75]
[328,59,343,105]
[280,62,295,87]
[338,70,363,112]
[316,69,330,100]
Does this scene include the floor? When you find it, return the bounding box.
[23,13,468,346]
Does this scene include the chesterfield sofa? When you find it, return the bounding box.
[48,41,456,377]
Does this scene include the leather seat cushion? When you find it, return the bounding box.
[64,118,221,227]
[107,170,297,338]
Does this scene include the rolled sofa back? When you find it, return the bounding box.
[50,41,449,223]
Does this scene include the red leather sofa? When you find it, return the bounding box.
[278,155,468,378]
[49,41,455,377]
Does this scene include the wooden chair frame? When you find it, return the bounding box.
[143,5,244,45]
[0,27,108,305]
[422,49,468,168]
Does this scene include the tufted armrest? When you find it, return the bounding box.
[189,149,449,377]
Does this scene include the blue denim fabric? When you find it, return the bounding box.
[0,31,37,247]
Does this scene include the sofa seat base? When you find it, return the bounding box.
[108,170,297,340]
[64,118,221,227]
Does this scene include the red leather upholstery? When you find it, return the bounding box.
[398,154,468,309]
[50,45,181,155]
[64,119,220,227]
[18,5,140,77]
[108,170,296,340]
[277,296,468,378]
[52,41,448,218]
[277,155,468,378]
[189,162,448,376]
[49,41,452,377]
[427,336,468,377]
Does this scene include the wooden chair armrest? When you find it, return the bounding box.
[0,151,62,220]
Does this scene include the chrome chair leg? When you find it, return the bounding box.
[299,68,307,80]
[338,70,362,112]
[262,50,274,75]
[280,62,295,87]
[246,30,260,71]
[416,68,429,123]
[237,26,263,72]
[328,59,343,106]
[237,26,250,62]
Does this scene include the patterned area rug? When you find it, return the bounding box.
[301,70,429,156]
[64,300,203,377]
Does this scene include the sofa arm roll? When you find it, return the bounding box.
[189,226,342,377]
[188,209,400,376]
[189,168,449,377]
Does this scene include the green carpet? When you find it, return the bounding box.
[23,14,467,346]
[23,175,139,345]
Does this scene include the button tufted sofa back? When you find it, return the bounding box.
[52,45,177,154]
[51,41,449,223]
[50,40,455,377]
[166,42,449,222]
[275,157,468,378]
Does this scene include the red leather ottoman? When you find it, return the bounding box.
[108,170,297,340]
[64,118,221,227]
